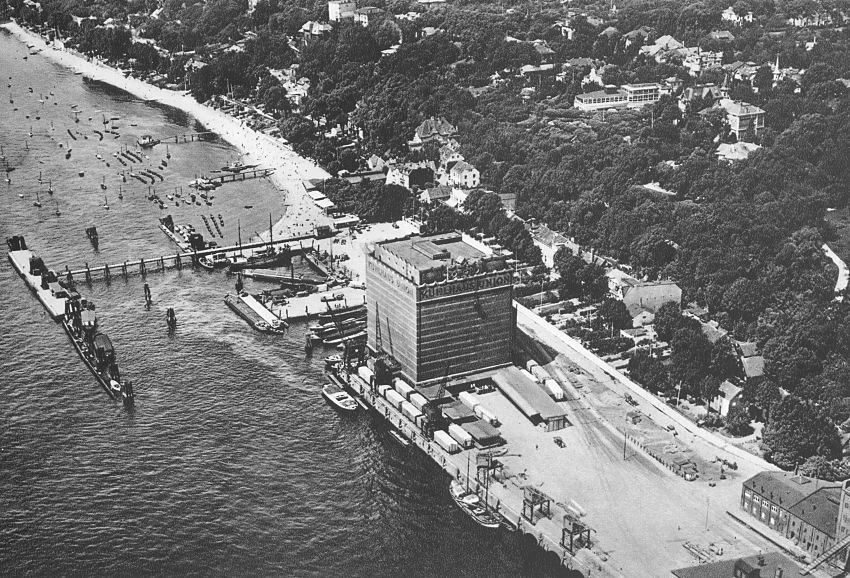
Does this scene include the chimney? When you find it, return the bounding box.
[757,554,765,566]
[774,568,783,578]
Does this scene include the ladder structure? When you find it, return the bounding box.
[801,533,850,575]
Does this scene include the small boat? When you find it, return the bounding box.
[103,194,109,210]
[100,176,107,190]
[449,480,501,529]
[33,190,42,207]
[221,161,258,173]
[321,383,358,412]
[47,181,53,194]
[137,135,160,148]
[388,429,411,447]
[324,354,342,368]
[197,252,230,270]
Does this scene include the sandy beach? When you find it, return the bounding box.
[2,21,332,242]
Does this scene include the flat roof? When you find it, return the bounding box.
[377,233,486,273]
[492,366,567,422]
[672,551,804,578]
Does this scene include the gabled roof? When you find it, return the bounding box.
[450,161,477,175]
[718,380,742,400]
[787,486,841,537]
[743,471,830,509]
[736,341,759,357]
[414,116,457,140]
[529,224,569,248]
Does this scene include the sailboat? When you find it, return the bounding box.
[227,214,290,272]
[33,190,42,207]
[118,185,123,200]
[103,194,109,210]
[47,180,53,194]
[54,199,60,216]
[100,176,107,190]
[37,170,42,184]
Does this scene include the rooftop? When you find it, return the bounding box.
[671,551,804,578]
[374,232,493,281]
[788,486,841,537]
[743,471,835,510]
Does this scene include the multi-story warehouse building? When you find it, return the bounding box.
[366,232,514,385]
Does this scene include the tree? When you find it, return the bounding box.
[278,116,315,146]
[670,327,713,397]
[761,397,841,469]
[599,297,632,331]
[654,301,682,343]
[627,349,670,391]
[726,404,753,437]
[711,338,739,380]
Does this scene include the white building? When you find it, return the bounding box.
[449,161,480,189]
[328,0,356,21]
[573,83,661,112]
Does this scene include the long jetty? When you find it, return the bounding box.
[156,131,217,144]
[210,168,274,185]
[61,233,316,283]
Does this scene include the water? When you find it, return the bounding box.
[0,31,575,577]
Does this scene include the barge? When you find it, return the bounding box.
[224,292,287,333]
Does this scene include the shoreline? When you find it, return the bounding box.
[1,21,332,242]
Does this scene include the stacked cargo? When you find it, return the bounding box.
[385,389,406,409]
[458,391,479,412]
[377,384,392,398]
[434,430,460,453]
[448,423,474,449]
[409,392,429,412]
[520,368,539,383]
[526,360,540,372]
[394,378,415,400]
[357,366,375,385]
[543,378,566,401]
[530,365,551,383]
[401,400,423,423]
[473,405,500,427]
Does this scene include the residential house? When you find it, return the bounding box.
[716,141,761,162]
[367,154,386,171]
[418,0,446,9]
[618,280,682,327]
[449,161,479,189]
[721,6,754,25]
[408,116,458,150]
[528,223,570,268]
[787,13,833,27]
[532,40,556,64]
[713,99,765,141]
[708,30,735,42]
[710,379,742,416]
[354,6,383,27]
[671,551,804,578]
[419,184,453,204]
[623,26,652,47]
[301,21,333,45]
[328,0,356,21]
[438,143,464,171]
[620,326,653,345]
[681,47,724,76]
[639,34,684,62]
[386,161,435,190]
[678,83,723,113]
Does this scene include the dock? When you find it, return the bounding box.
[209,168,274,185]
[241,269,325,286]
[61,233,318,283]
[266,286,366,322]
[159,131,217,144]
[338,370,615,577]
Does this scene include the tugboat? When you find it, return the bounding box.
[321,383,358,412]
[221,160,258,173]
[86,226,99,249]
[137,134,160,148]
[197,252,231,271]
[449,480,501,529]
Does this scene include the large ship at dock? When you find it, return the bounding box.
[6,235,134,404]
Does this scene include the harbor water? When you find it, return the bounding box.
[0,30,574,576]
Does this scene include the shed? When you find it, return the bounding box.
[461,419,503,447]
[492,366,569,431]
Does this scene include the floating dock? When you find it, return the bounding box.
[224,293,286,333]
[209,168,274,185]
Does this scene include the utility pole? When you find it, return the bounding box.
[623,430,627,460]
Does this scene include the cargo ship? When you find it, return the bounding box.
[317,303,366,324]
[227,245,291,272]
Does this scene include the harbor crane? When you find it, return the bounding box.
[423,364,450,440]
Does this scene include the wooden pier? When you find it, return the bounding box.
[210,168,274,185]
[61,233,317,283]
[159,131,217,144]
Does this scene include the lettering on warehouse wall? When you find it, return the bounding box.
[417,272,513,301]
